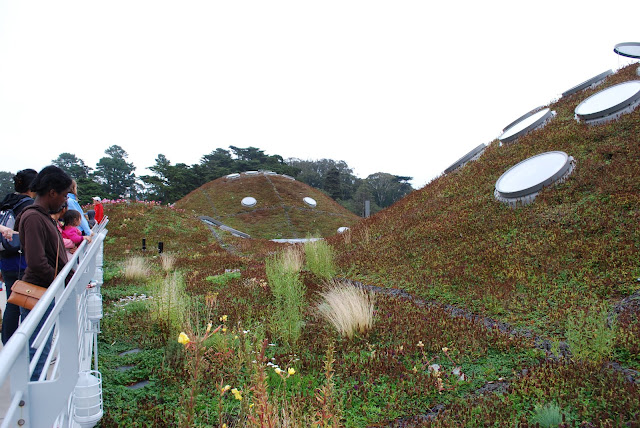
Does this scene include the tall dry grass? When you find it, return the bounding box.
[317,280,375,339]
[160,252,176,271]
[123,256,152,280]
[341,228,352,245]
[280,245,304,274]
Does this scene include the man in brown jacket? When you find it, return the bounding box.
[16,165,72,381]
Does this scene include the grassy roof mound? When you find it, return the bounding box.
[329,64,640,334]
[175,172,360,239]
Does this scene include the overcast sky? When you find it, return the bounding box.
[0,1,638,188]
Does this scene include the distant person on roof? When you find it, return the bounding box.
[92,196,104,225]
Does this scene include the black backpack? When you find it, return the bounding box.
[0,196,31,256]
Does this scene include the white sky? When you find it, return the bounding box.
[0,1,638,188]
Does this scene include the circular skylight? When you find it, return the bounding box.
[562,70,613,98]
[495,151,575,207]
[226,173,241,179]
[241,197,257,207]
[574,80,640,124]
[337,227,350,234]
[244,171,259,176]
[282,175,295,180]
[502,107,542,133]
[499,108,555,144]
[303,197,317,207]
[444,143,487,174]
[614,42,640,59]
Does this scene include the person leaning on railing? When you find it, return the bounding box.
[0,168,37,345]
[15,165,72,381]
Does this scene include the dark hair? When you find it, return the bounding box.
[62,209,81,226]
[14,169,38,193]
[30,166,72,196]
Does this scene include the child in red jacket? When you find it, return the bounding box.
[92,196,104,224]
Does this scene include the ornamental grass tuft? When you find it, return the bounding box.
[123,256,152,280]
[317,279,375,339]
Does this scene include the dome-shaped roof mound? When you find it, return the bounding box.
[175,171,360,239]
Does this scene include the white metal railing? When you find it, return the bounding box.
[0,218,108,428]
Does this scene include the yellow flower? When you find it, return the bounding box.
[178,332,190,345]
[417,341,424,348]
[220,314,228,322]
[222,424,227,428]
[287,367,296,376]
[206,322,213,333]
[274,368,282,375]
[442,347,449,353]
[222,327,227,333]
[223,384,231,392]
[231,388,242,400]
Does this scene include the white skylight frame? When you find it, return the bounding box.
[494,151,575,208]
[443,143,487,174]
[499,108,555,144]
[241,196,257,207]
[562,70,613,98]
[614,42,640,59]
[574,80,640,125]
[303,197,317,207]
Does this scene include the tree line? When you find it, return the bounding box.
[1,145,413,216]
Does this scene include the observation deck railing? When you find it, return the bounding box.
[0,218,108,427]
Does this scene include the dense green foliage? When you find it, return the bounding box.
[0,171,14,196]
[288,158,415,215]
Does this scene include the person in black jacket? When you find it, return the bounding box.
[0,169,37,344]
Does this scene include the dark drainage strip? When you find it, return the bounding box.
[118,348,141,357]
[127,380,150,390]
[116,365,135,372]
